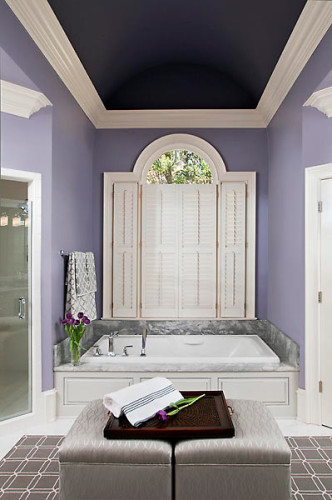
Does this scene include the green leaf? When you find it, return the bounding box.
[166,394,205,417]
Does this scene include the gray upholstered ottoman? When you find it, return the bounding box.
[59,399,172,500]
[175,399,291,500]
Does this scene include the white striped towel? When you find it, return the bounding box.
[103,377,183,427]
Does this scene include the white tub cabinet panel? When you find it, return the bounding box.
[140,376,211,392]
[54,370,298,418]
[64,377,134,405]
[218,372,298,418]
[219,377,289,404]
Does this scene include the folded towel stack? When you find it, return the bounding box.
[103,377,183,427]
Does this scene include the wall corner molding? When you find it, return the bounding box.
[257,1,332,126]
[1,79,52,118]
[304,86,332,118]
[5,0,103,127]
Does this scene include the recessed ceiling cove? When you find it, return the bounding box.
[48,0,306,111]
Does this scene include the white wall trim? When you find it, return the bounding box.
[305,163,332,425]
[96,108,266,129]
[5,0,331,128]
[0,168,43,432]
[257,1,332,126]
[42,389,57,423]
[5,0,104,127]
[304,86,332,118]
[1,80,52,119]
[297,388,309,423]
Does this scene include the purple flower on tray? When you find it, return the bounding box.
[77,312,84,319]
[156,410,167,422]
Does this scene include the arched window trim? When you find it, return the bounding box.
[133,134,226,184]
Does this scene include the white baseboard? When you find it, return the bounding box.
[41,389,57,423]
[297,388,309,423]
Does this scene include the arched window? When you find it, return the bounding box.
[146,150,212,184]
[103,134,256,320]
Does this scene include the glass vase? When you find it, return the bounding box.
[71,343,81,366]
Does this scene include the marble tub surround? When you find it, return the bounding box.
[53,319,299,368]
[92,319,299,367]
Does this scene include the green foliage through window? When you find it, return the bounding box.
[146,150,212,184]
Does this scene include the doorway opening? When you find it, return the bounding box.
[0,169,42,429]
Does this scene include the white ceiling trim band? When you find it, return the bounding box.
[304,86,332,118]
[257,0,332,126]
[5,0,332,129]
[0,79,52,119]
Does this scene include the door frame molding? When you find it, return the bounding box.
[0,168,43,432]
[304,163,332,424]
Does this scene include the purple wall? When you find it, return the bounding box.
[93,128,269,319]
[0,3,95,391]
[267,29,332,387]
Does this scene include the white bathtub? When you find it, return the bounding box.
[80,334,280,371]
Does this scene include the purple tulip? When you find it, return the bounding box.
[68,318,75,324]
[66,313,73,320]
[156,410,167,422]
[61,319,67,324]
[83,317,90,325]
[77,312,84,319]
[74,320,80,325]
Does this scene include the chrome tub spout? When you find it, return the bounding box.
[140,328,147,356]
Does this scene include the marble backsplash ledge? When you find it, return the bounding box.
[53,319,299,368]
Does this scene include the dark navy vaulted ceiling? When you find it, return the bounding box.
[48,0,306,110]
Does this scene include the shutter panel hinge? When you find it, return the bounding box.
[318,291,323,303]
[319,380,323,393]
[318,201,323,213]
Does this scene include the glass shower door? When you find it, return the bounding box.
[0,181,31,422]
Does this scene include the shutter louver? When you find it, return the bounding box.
[142,185,178,317]
[179,185,217,317]
[220,182,246,317]
[112,183,138,317]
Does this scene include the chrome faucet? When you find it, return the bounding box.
[140,328,147,357]
[107,331,119,357]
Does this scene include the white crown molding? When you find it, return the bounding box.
[257,1,332,126]
[5,0,332,129]
[96,108,266,128]
[5,0,104,127]
[304,86,332,118]
[1,79,52,118]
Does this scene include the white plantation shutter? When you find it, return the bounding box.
[112,183,138,317]
[142,185,178,317]
[220,182,246,317]
[179,185,217,317]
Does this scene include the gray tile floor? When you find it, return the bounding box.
[0,435,332,499]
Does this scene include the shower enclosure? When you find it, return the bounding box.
[0,179,31,422]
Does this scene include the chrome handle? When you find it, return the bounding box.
[18,297,26,320]
[122,345,133,357]
[93,345,102,357]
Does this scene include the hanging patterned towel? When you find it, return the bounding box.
[103,377,183,427]
[65,251,97,320]
[86,252,97,293]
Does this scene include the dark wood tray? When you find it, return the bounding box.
[103,391,234,440]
